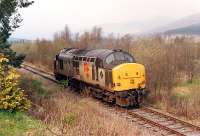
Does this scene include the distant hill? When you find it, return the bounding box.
[164,24,200,35]
[152,13,200,35]
[98,13,200,35]
[97,18,172,35]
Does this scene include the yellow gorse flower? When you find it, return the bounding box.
[0,58,9,63]
[6,69,21,80]
[0,55,31,111]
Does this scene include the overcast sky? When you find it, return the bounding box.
[12,0,200,39]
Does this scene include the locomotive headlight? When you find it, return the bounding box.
[138,80,146,88]
[130,79,134,84]
[112,83,121,87]
[141,80,146,85]
[112,83,116,88]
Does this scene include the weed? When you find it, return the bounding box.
[58,80,68,89]
[64,112,77,126]
[178,78,200,88]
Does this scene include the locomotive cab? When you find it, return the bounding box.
[103,51,146,91]
[103,51,147,107]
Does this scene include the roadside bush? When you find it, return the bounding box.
[0,55,31,111]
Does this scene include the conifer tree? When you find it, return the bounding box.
[0,0,34,67]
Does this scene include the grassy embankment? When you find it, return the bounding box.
[0,111,45,136]
[16,70,151,136]
[12,26,200,122]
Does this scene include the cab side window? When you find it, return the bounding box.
[105,52,135,66]
[106,54,115,64]
[59,59,64,70]
[114,52,125,61]
[124,54,134,62]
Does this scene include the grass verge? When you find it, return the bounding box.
[0,111,45,136]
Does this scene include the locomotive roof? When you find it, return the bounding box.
[60,48,114,60]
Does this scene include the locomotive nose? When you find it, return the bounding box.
[112,63,146,91]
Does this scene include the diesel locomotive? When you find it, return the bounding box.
[54,48,148,107]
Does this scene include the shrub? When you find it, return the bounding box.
[0,55,31,111]
[58,80,69,89]
[20,77,52,99]
[64,112,77,126]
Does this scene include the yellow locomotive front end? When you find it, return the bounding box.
[111,63,147,107]
[100,50,148,107]
[112,63,145,91]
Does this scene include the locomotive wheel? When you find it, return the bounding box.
[55,74,62,81]
[134,92,140,108]
[102,93,115,104]
[92,91,103,99]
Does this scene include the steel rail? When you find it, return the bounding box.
[21,64,57,83]
[143,107,200,132]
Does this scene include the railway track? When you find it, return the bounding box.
[21,63,200,136]
[21,63,57,83]
[122,107,200,136]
